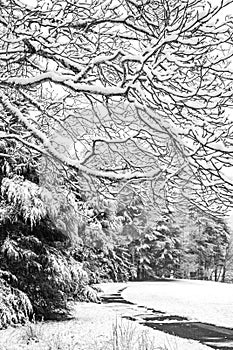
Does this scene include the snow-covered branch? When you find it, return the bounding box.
[0,0,233,212]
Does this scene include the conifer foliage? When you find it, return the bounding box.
[0,166,94,327]
[0,270,32,328]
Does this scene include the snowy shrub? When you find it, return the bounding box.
[0,276,32,329]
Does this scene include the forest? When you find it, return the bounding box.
[1,0,233,330]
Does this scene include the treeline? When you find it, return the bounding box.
[0,146,232,330]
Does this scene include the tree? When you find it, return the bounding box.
[0,0,233,214]
[129,220,181,280]
[223,231,233,282]
[0,173,95,322]
[179,214,230,280]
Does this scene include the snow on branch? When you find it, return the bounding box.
[0,92,162,181]
[0,0,233,210]
[4,74,127,96]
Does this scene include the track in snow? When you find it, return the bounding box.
[100,287,233,350]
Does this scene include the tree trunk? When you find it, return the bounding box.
[222,265,226,283]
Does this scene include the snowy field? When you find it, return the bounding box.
[1,280,232,350]
[120,279,233,328]
[0,300,211,350]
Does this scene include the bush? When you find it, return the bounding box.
[0,174,100,323]
[0,228,94,320]
[0,276,32,329]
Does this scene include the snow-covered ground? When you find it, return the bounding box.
[0,300,211,350]
[1,280,231,350]
[97,281,213,350]
[120,279,233,328]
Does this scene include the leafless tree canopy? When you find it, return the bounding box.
[1,0,233,213]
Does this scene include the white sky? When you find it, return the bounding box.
[17,0,38,9]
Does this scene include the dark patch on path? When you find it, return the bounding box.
[100,287,134,304]
[100,285,233,349]
[146,321,233,350]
